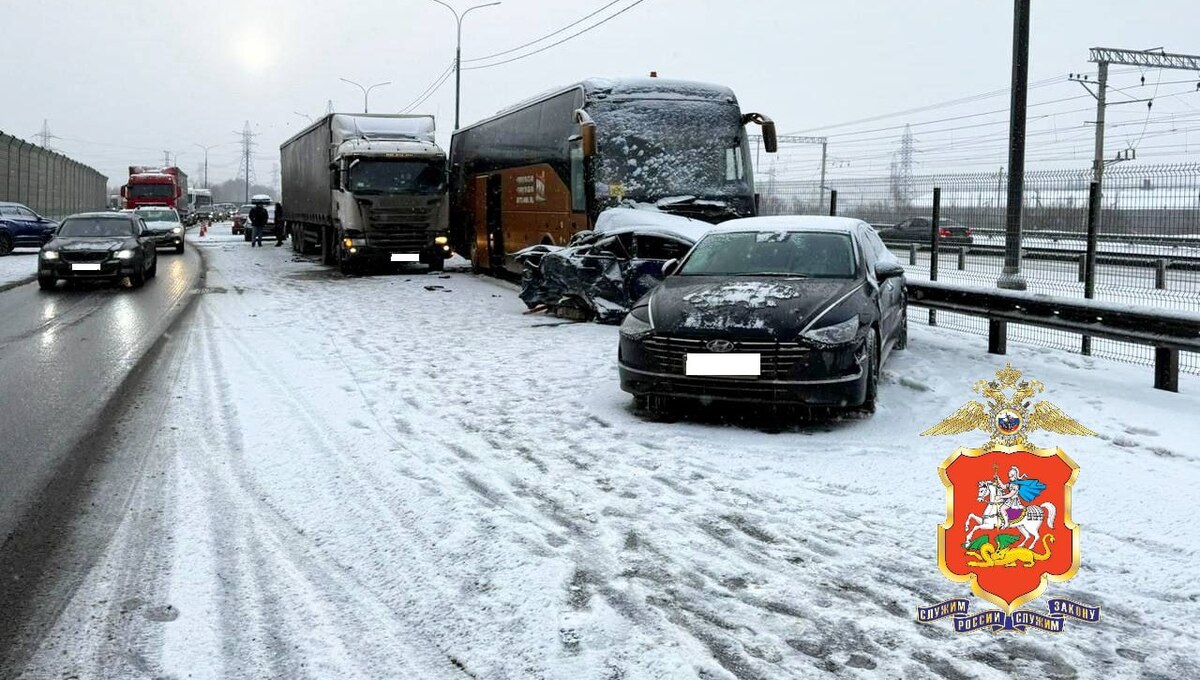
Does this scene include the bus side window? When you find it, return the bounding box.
[569,138,586,212]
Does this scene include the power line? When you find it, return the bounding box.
[400,60,456,113]
[463,0,650,71]
[463,0,626,63]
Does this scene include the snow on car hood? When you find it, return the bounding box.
[648,276,862,338]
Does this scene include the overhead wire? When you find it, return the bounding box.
[463,0,649,71]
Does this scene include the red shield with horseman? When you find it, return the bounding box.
[938,446,1079,612]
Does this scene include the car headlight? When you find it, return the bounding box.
[172,226,183,234]
[620,304,654,339]
[114,249,136,260]
[41,250,59,260]
[802,315,860,346]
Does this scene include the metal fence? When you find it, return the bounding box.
[0,130,107,219]
[760,164,1200,375]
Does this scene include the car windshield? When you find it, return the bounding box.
[347,160,445,195]
[679,230,857,278]
[58,217,135,238]
[139,210,178,223]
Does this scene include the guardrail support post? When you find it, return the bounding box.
[1156,260,1168,290]
[1155,347,1179,392]
[828,190,837,217]
[988,320,1007,355]
[1078,253,1086,283]
[909,244,917,266]
[1082,181,1101,357]
[958,247,967,270]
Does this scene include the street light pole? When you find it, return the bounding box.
[428,0,502,129]
[192,143,217,188]
[339,78,392,114]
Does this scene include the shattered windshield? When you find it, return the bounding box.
[348,160,446,195]
[592,99,750,202]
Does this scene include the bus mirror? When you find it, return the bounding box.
[581,122,597,158]
[120,186,127,198]
[761,120,778,153]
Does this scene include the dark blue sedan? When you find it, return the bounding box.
[0,202,59,255]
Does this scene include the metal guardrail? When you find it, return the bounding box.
[968,227,1200,248]
[905,280,1200,392]
[882,239,1200,275]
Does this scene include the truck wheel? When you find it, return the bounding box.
[428,257,444,273]
[322,228,337,266]
[337,247,356,275]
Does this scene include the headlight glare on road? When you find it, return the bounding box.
[114,249,135,260]
[41,250,59,260]
[802,315,860,346]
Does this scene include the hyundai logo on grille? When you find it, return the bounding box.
[706,339,735,353]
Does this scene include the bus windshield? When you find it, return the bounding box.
[348,160,446,195]
[592,99,749,204]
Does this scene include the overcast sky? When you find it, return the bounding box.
[3,0,1197,187]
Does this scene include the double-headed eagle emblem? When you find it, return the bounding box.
[922,363,1096,449]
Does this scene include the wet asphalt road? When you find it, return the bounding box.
[0,246,202,544]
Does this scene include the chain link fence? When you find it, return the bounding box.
[760,164,1200,375]
[0,130,107,220]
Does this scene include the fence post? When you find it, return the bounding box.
[828,189,837,217]
[988,320,1007,355]
[957,247,966,270]
[929,187,941,326]
[1077,253,1086,283]
[909,244,917,266]
[1155,260,1168,290]
[1082,181,1100,356]
[1154,347,1180,392]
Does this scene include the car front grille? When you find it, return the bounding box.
[60,251,110,263]
[641,335,810,380]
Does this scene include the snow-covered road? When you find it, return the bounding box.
[19,233,1200,679]
[0,250,38,290]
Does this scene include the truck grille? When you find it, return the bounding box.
[367,207,433,251]
[641,335,810,380]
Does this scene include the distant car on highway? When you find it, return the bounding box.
[618,216,907,415]
[38,212,158,290]
[0,202,59,255]
[231,204,253,235]
[875,216,974,245]
[130,206,186,253]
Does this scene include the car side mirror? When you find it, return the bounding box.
[661,258,679,277]
[875,261,904,282]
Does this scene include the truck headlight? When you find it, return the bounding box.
[435,235,449,245]
[41,250,59,260]
[114,249,136,260]
[343,238,366,248]
[802,315,860,346]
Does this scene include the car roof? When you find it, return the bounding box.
[65,212,135,220]
[705,215,868,234]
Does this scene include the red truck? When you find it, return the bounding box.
[121,166,190,222]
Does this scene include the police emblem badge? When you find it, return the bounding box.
[917,363,1104,632]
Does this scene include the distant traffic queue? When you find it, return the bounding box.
[448,76,777,274]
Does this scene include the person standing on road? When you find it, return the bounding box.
[249,201,269,248]
[274,202,286,247]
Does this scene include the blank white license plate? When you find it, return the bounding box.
[686,353,761,377]
[71,263,102,271]
[390,253,420,262]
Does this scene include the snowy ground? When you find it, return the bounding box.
[0,249,38,289]
[20,232,1200,679]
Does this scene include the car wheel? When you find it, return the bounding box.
[894,309,908,350]
[0,232,12,256]
[634,394,677,421]
[129,265,147,288]
[859,331,880,414]
[37,275,56,290]
[175,242,185,254]
[148,256,158,279]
